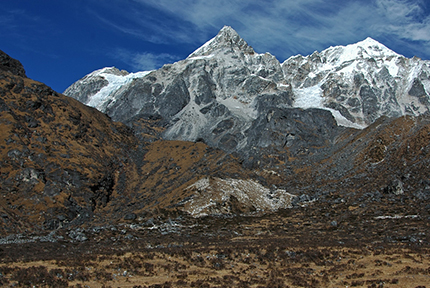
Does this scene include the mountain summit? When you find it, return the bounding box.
[320,37,400,65]
[188,26,255,58]
[283,36,429,126]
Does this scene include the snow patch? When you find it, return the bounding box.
[293,85,365,129]
[188,35,218,58]
[187,55,215,60]
[386,57,400,76]
[187,177,210,191]
[332,37,400,64]
[374,215,419,220]
[326,108,366,129]
[86,69,152,110]
[293,85,323,109]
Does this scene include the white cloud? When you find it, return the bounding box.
[131,52,180,70]
[98,0,430,60]
[91,11,145,40]
[375,0,430,41]
[87,1,203,45]
[111,49,180,71]
[128,1,390,55]
[128,0,363,57]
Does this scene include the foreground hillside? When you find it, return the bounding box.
[1,47,430,287]
[0,49,255,235]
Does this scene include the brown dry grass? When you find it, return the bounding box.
[1,242,429,287]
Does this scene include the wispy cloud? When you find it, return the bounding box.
[89,0,430,60]
[1,8,39,37]
[87,1,203,45]
[128,0,430,59]
[88,9,169,44]
[110,49,181,71]
[374,0,430,41]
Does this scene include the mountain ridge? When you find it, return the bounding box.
[188,25,256,58]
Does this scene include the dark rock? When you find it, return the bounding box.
[0,97,9,112]
[212,119,235,135]
[360,85,380,123]
[43,181,62,197]
[245,107,337,154]
[194,71,216,105]
[25,115,39,128]
[409,79,430,105]
[18,168,45,184]
[383,179,404,195]
[219,133,238,151]
[124,213,137,220]
[0,50,27,77]
[68,229,88,242]
[155,76,190,117]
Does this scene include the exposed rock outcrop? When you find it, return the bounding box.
[0,50,27,77]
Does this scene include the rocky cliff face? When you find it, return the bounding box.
[64,27,339,158]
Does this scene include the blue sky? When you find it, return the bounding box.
[2,0,430,93]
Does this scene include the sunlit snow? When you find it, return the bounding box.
[187,55,215,60]
[293,85,365,129]
[293,85,323,109]
[332,37,400,64]
[86,68,152,109]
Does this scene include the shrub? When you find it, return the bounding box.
[12,266,68,287]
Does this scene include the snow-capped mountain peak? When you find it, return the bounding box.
[322,37,401,66]
[188,26,255,58]
[282,36,429,127]
[355,37,400,56]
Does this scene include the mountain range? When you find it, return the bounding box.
[65,26,430,148]
[1,26,430,237]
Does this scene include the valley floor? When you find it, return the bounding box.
[1,206,429,288]
[1,242,429,287]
